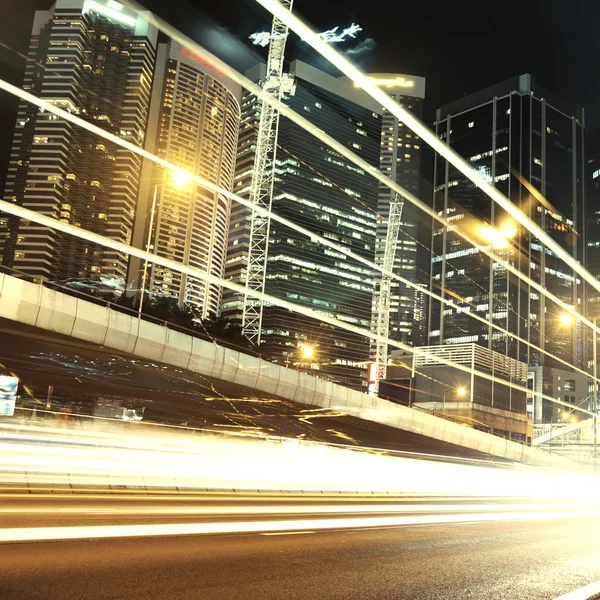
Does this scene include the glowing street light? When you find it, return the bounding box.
[477,223,517,249]
[559,313,573,326]
[139,168,194,316]
[300,344,314,359]
[172,169,192,188]
[443,386,468,415]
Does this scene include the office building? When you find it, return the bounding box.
[370,73,426,347]
[129,41,241,317]
[1,0,157,283]
[223,60,382,388]
[429,74,585,375]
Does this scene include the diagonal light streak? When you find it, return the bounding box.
[0,14,593,411]
[117,2,600,387]
[255,0,598,309]
[0,196,590,417]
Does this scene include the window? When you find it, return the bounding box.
[564,379,576,392]
[468,121,475,128]
[352,143,361,150]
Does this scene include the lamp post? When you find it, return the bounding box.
[138,183,158,317]
[138,170,191,317]
[285,343,315,369]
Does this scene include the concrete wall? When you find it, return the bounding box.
[0,273,580,470]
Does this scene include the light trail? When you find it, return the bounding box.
[0,18,594,409]
[1,426,600,498]
[116,2,600,392]
[0,192,588,416]
[3,507,600,543]
[255,0,600,309]
[2,502,599,517]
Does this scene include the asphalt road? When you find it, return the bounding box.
[0,319,506,462]
[2,495,600,600]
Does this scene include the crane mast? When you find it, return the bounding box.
[370,197,404,395]
[241,0,295,345]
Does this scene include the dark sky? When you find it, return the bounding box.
[1,0,598,193]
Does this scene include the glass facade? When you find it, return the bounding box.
[0,0,157,283]
[223,61,381,388]
[429,74,585,370]
[371,76,426,349]
[129,41,240,318]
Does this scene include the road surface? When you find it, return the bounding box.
[1,494,600,599]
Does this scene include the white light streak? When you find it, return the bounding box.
[3,508,600,543]
[116,2,600,399]
[0,68,592,416]
[255,0,600,317]
[83,0,137,27]
[0,5,593,414]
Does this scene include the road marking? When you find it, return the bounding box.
[553,580,600,600]
[2,509,600,543]
[261,531,315,536]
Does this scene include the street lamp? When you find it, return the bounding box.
[442,386,467,415]
[138,169,192,317]
[559,312,573,326]
[301,344,314,359]
[478,224,516,249]
[285,343,315,368]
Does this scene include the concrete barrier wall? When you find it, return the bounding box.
[0,274,577,470]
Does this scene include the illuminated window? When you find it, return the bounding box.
[33,136,48,144]
[352,143,361,149]
[468,121,474,128]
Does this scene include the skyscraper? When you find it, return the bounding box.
[429,74,585,372]
[369,73,425,347]
[223,60,382,388]
[128,41,241,317]
[1,0,157,283]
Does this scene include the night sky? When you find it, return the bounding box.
[1,0,598,194]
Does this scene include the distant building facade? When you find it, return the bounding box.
[370,73,426,347]
[223,60,382,388]
[129,41,241,318]
[429,74,585,372]
[1,0,157,284]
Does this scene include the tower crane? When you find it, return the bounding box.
[370,197,404,396]
[241,0,295,344]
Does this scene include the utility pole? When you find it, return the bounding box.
[139,183,158,318]
[242,0,296,345]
